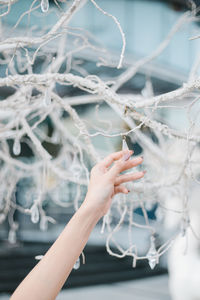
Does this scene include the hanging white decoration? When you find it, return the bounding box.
[35,255,44,260]
[43,88,51,106]
[73,257,80,270]
[13,137,21,156]
[180,214,190,237]
[41,0,49,13]
[40,216,48,231]
[155,206,164,222]
[70,153,82,180]
[146,236,158,270]
[0,214,5,224]
[31,205,40,224]
[122,137,131,161]
[8,229,16,244]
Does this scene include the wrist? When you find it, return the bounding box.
[80,197,103,222]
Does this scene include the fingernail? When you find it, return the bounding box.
[143,170,147,174]
[128,189,130,193]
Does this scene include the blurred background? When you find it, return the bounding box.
[0,0,200,299]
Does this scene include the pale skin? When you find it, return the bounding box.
[10,149,145,300]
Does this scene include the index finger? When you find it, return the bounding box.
[100,150,133,168]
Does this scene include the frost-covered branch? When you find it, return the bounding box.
[0,0,200,270]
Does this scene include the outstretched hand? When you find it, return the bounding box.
[84,150,145,217]
[10,149,145,300]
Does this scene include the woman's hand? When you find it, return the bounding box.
[84,149,145,217]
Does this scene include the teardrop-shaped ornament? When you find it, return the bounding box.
[31,205,40,224]
[8,229,16,244]
[35,255,44,260]
[155,207,163,222]
[41,0,49,13]
[141,79,154,98]
[0,213,5,224]
[180,214,190,237]
[0,19,2,37]
[147,237,158,270]
[73,257,80,270]
[40,216,48,231]
[13,138,21,156]
[122,137,130,161]
[43,88,51,106]
[70,154,82,179]
[0,188,3,206]
[52,131,60,144]
[145,201,155,211]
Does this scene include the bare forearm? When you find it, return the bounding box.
[11,202,101,300]
[10,149,144,300]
